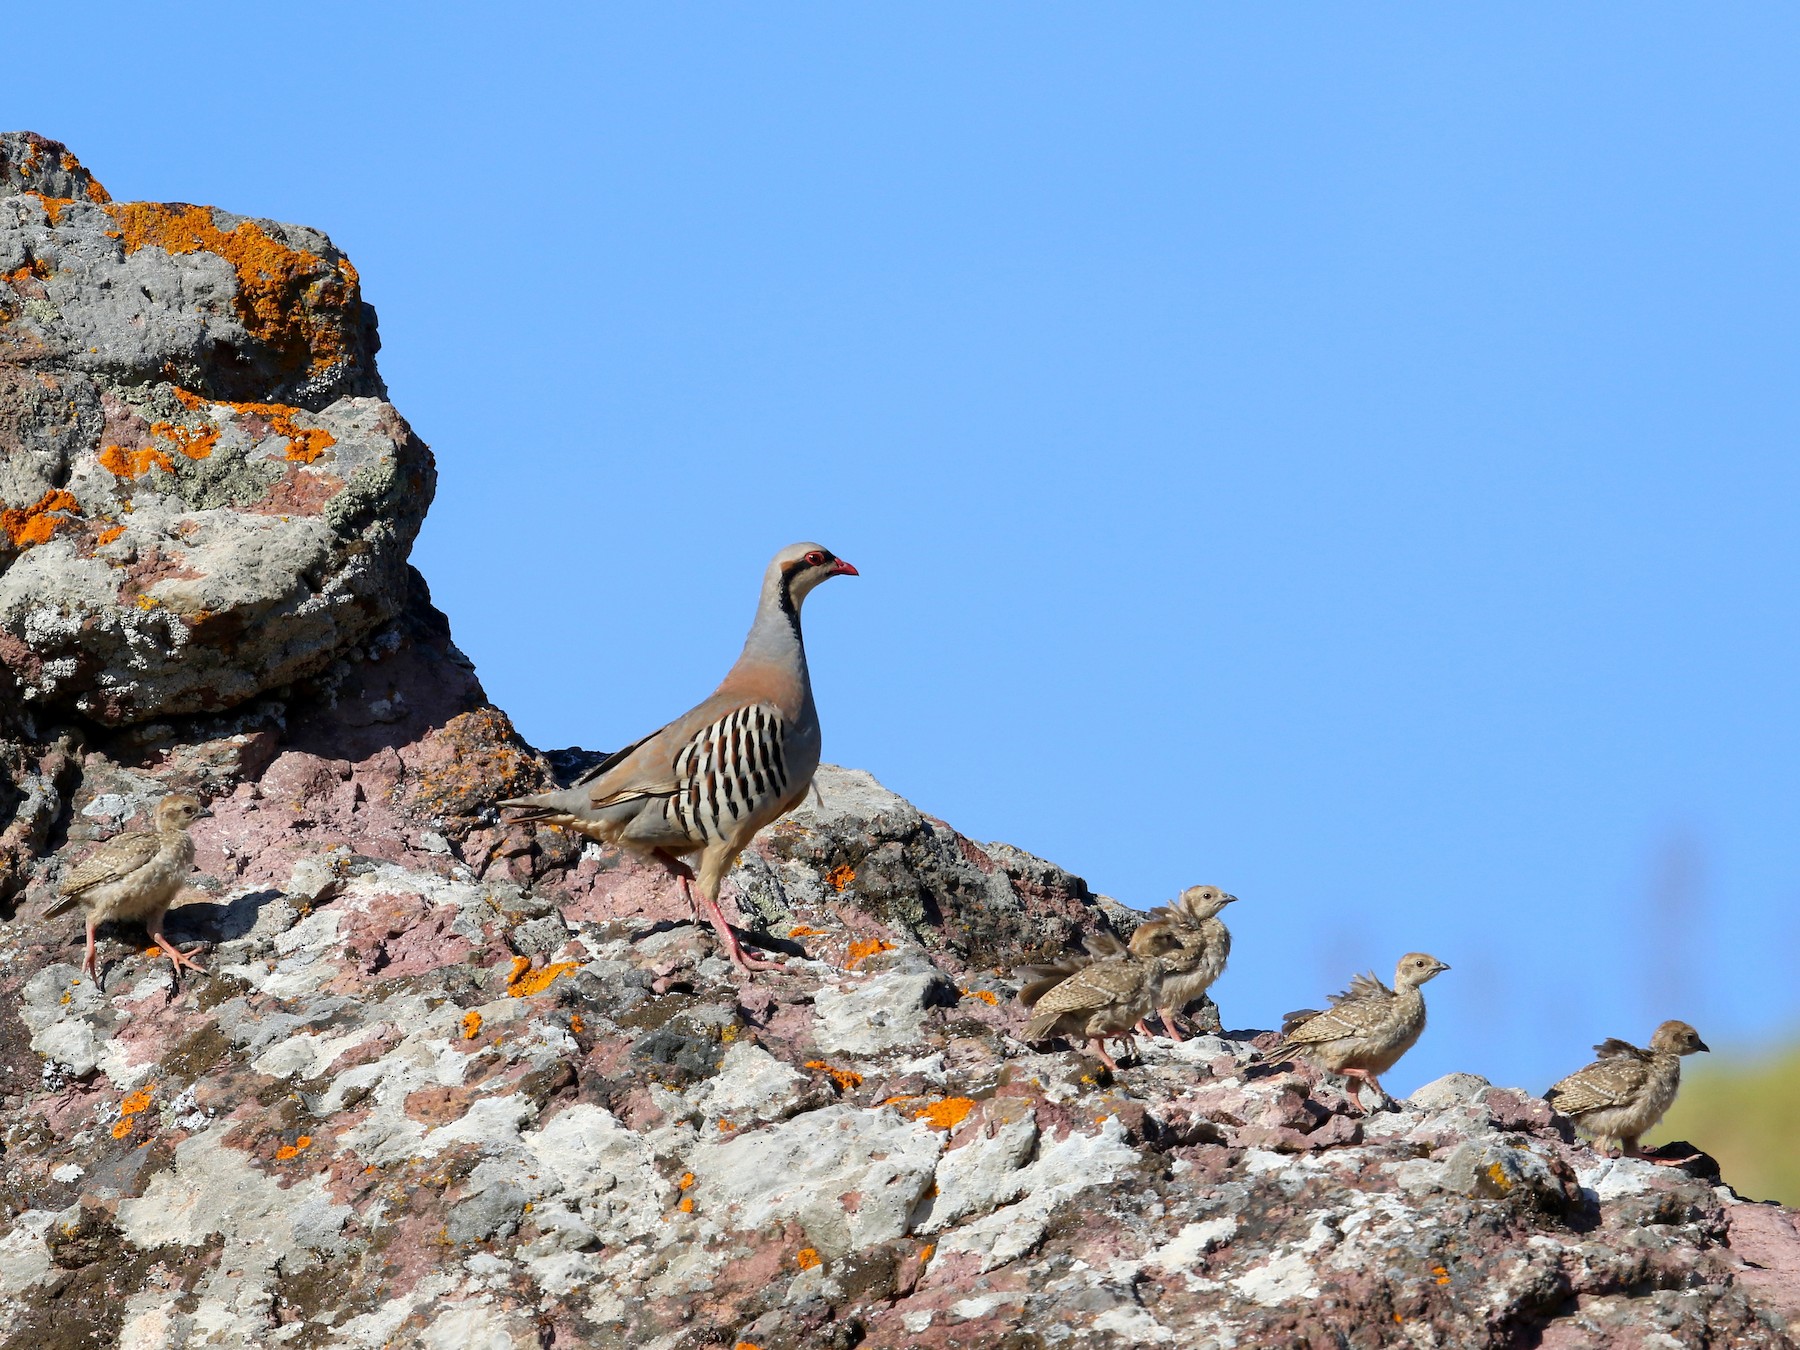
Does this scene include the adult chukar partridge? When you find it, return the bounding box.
[1262,952,1449,1112]
[500,543,857,971]
[46,792,208,981]
[1544,1020,1709,1162]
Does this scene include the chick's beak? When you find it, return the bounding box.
[1696,1038,1711,1053]
[830,559,859,577]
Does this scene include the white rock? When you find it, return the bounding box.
[812,968,940,1054]
[914,1111,1038,1233]
[687,1103,944,1257]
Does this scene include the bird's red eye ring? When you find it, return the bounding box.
[804,550,826,566]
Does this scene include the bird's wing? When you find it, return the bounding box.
[59,830,161,897]
[1547,1056,1650,1114]
[1016,954,1094,1008]
[583,695,786,809]
[1592,1038,1651,1062]
[1032,959,1141,1017]
[1282,993,1393,1045]
[1328,971,1392,1006]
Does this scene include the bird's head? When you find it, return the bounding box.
[1651,1020,1709,1056]
[771,542,858,608]
[1176,884,1238,922]
[1395,952,1450,988]
[154,793,208,830]
[1128,918,1183,959]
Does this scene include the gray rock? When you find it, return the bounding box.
[0,132,431,727]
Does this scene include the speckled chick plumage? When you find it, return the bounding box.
[1545,1020,1709,1157]
[1021,921,1181,1069]
[1264,952,1449,1107]
[48,792,206,978]
[1147,884,1236,1032]
[499,543,856,971]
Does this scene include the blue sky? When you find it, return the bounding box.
[16,5,1800,1094]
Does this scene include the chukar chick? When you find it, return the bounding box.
[1015,930,1127,1010]
[1145,884,1237,1040]
[1544,1020,1709,1162]
[501,543,857,972]
[47,792,208,980]
[1021,921,1181,1072]
[1263,952,1449,1112]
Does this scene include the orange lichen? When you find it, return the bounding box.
[275,1135,313,1162]
[844,938,894,970]
[150,421,218,461]
[568,1014,585,1035]
[963,988,999,1006]
[804,1061,864,1092]
[170,387,336,463]
[98,443,175,479]
[735,1343,764,1350]
[96,525,126,546]
[716,1118,735,1132]
[506,957,578,998]
[2,488,81,547]
[795,1247,822,1270]
[678,1195,694,1213]
[825,864,855,892]
[788,924,826,938]
[919,1243,935,1264]
[2,257,51,288]
[1433,1264,1451,1286]
[108,203,360,374]
[678,1172,695,1190]
[461,1011,483,1040]
[111,1119,134,1139]
[913,1097,976,1131]
[25,192,72,225]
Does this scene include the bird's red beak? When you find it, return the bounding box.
[831,559,859,576]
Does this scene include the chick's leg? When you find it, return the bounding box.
[145,911,205,976]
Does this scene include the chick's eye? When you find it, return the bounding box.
[805,551,826,566]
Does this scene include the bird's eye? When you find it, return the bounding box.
[804,551,826,566]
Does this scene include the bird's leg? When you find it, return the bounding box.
[1161,1007,1187,1043]
[1341,1071,1370,1113]
[1086,1038,1121,1074]
[687,876,785,973]
[1134,1018,1153,1037]
[145,912,206,978]
[655,851,703,920]
[82,919,99,982]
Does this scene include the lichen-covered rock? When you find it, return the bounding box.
[0,131,432,726]
[0,137,1796,1350]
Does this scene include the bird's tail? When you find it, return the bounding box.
[43,893,78,920]
[1024,1011,1061,1041]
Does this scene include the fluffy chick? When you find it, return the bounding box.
[1143,884,1237,1040]
[1015,930,1127,1011]
[1263,952,1449,1111]
[47,793,208,980]
[1544,1020,1709,1162]
[1021,921,1181,1071]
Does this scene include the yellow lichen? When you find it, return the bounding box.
[108,203,360,375]
[795,1247,822,1270]
[506,957,577,998]
[461,1011,483,1040]
[804,1061,864,1092]
[2,488,80,547]
[844,938,893,970]
[914,1097,976,1131]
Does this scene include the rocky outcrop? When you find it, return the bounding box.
[2,138,1797,1350]
[0,131,429,729]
